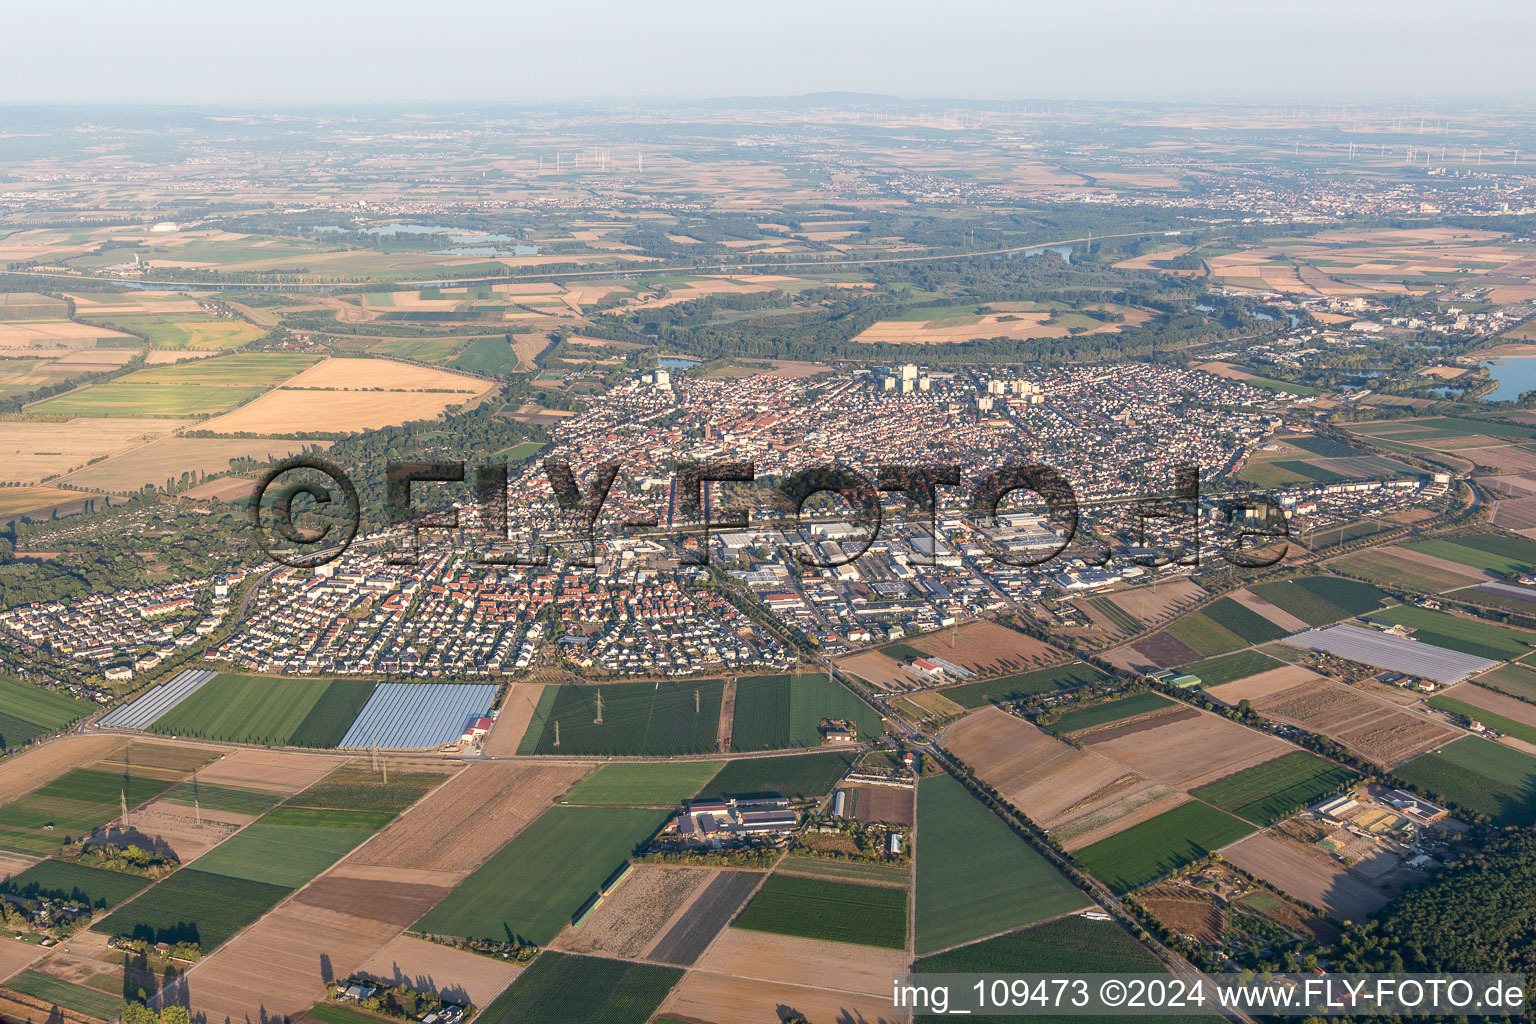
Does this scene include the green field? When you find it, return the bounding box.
[0,675,88,752]
[1192,751,1359,826]
[1249,577,1390,627]
[190,808,393,887]
[374,336,472,363]
[1472,663,1536,702]
[149,673,377,748]
[285,765,444,814]
[1367,606,1536,661]
[1427,695,1536,745]
[777,853,911,886]
[915,773,1087,954]
[0,762,193,855]
[1407,532,1536,574]
[1076,801,1255,895]
[729,673,883,750]
[2,969,126,1020]
[414,806,666,946]
[1181,650,1283,686]
[561,761,724,807]
[732,873,907,949]
[1046,692,1172,736]
[87,312,265,350]
[1163,613,1249,656]
[1202,598,1288,644]
[477,952,682,1024]
[943,663,1104,709]
[120,353,320,386]
[28,382,264,416]
[1393,736,1536,826]
[1327,548,1476,593]
[0,858,151,909]
[1088,596,1144,634]
[92,868,292,950]
[451,336,524,374]
[693,750,856,801]
[519,680,724,756]
[159,780,283,816]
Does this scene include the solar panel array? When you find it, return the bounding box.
[338,682,499,750]
[99,668,218,730]
[1282,623,1500,684]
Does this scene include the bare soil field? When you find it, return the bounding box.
[483,683,545,755]
[1228,588,1312,632]
[54,436,327,492]
[647,870,763,967]
[358,934,522,1010]
[1139,886,1222,943]
[1491,495,1536,531]
[1127,632,1202,670]
[294,873,450,924]
[283,357,483,392]
[1207,665,1327,704]
[554,865,714,958]
[181,476,259,501]
[1224,833,1388,921]
[661,969,909,1024]
[844,785,914,826]
[835,649,911,690]
[0,929,44,980]
[199,386,478,434]
[68,292,205,316]
[908,620,1063,676]
[1085,707,1294,789]
[1464,445,1536,474]
[101,800,245,863]
[1255,679,1458,767]
[0,733,127,801]
[0,320,137,346]
[0,417,189,483]
[142,348,219,364]
[1440,682,1536,730]
[1106,578,1208,626]
[697,930,908,998]
[348,761,587,876]
[190,747,346,794]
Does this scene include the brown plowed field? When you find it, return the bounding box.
[907,620,1063,676]
[1254,678,1458,767]
[483,683,545,755]
[294,874,450,925]
[1208,665,1326,704]
[835,649,912,690]
[1084,707,1293,789]
[1224,833,1388,922]
[694,929,910,997]
[190,747,346,794]
[347,760,588,876]
[1128,632,1202,670]
[844,785,914,825]
[358,934,522,1009]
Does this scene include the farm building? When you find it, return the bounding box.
[672,797,798,843]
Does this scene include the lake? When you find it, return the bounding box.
[658,356,702,370]
[1481,357,1536,401]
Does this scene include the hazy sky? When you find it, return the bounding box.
[6,0,1533,106]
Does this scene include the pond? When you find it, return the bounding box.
[1481,357,1536,402]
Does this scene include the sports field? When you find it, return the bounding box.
[414,806,667,946]
[693,750,856,800]
[732,873,908,949]
[1249,577,1391,627]
[942,662,1104,709]
[519,680,724,756]
[915,773,1087,954]
[28,382,264,416]
[0,675,88,751]
[1191,751,1358,825]
[1368,606,1536,662]
[477,951,682,1024]
[148,673,378,748]
[561,761,724,807]
[729,672,882,750]
[1046,692,1172,736]
[1393,737,1536,826]
[1075,800,1255,895]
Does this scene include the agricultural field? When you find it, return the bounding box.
[190,805,394,886]
[941,662,1104,709]
[148,673,378,747]
[53,435,325,494]
[1191,751,1359,826]
[159,780,283,816]
[1045,692,1173,735]
[0,485,98,519]
[0,858,151,909]
[478,952,682,1024]
[27,382,264,417]
[1249,576,1391,627]
[1251,675,1459,767]
[1407,532,1536,574]
[1472,662,1536,702]
[1393,736,1536,826]
[451,335,525,374]
[0,416,188,484]
[904,620,1065,676]
[560,761,724,807]
[2,970,125,1020]
[414,806,667,946]
[91,867,292,951]
[1181,650,1285,686]
[118,352,320,385]
[915,773,1088,954]
[693,750,856,801]
[1428,693,1536,745]
[0,675,89,752]
[1076,801,1255,895]
[1223,832,1390,922]
[1104,578,1209,627]
[1328,546,1487,593]
[1201,597,1290,644]
[728,672,882,750]
[519,679,724,756]
[85,312,265,349]
[732,873,907,949]
[1367,605,1536,661]
[1162,612,1249,657]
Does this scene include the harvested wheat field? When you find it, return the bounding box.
[142,348,220,364]
[1084,707,1293,790]
[55,436,328,492]
[0,850,38,880]
[661,967,909,1024]
[1254,678,1457,767]
[0,733,127,801]
[695,929,908,998]
[1441,682,1536,731]
[358,933,522,1009]
[348,760,588,876]
[0,320,136,346]
[554,865,715,958]
[283,357,483,392]
[0,417,189,483]
[1224,833,1387,922]
[483,684,546,755]
[908,620,1063,676]
[835,649,913,690]
[189,747,346,794]
[1106,578,1208,626]
[199,386,478,434]
[1207,665,1327,704]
